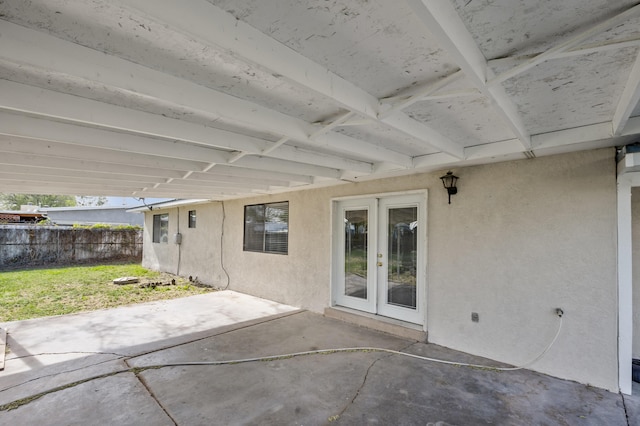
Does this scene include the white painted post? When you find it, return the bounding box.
[618,175,633,395]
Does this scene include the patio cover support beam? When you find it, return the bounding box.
[202,165,314,185]
[0,172,158,189]
[0,79,268,154]
[383,34,640,107]
[0,112,235,165]
[0,164,168,185]
[0,114,351,182]
[0,151,188,180]
[231,156,343,180]
[130,188,246,199]
[120,0,464,159]
[0,136,208,173]
[405,0,530,150]
[183,173,292,189]
[616,172,634,395]
[156,180,273,192]
[309,112,358,139]
[488,3,640,87]
[0,80,373,175]
[612,49,640,135]
[0,182,146,196]
[250,144,373,175]
[0,21,411,168]
[202,166,314,186]
[379,71,466,114]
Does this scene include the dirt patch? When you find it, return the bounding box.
[115,272,212,289]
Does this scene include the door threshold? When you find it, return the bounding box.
[324,306,427,342]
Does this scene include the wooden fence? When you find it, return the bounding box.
[0,225,142,270]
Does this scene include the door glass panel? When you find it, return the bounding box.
[387,207,417,309]
[334,195,424,324]
[344,209,368,299]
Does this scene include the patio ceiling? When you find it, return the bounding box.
[1,0,640,200]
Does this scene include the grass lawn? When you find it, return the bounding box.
[0,263,215,322]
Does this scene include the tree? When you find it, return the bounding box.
[76,196,108,207]
[0,194,77,210]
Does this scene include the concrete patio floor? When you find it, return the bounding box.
[1,291,639,425]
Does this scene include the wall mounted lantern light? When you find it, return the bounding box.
[440,171,458,204]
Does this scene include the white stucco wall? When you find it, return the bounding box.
[142,203,226,285]
[142,209,178,274]
[425,149,617,392]
[173,203,227,285]
[142,148,619,391]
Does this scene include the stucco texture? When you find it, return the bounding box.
[142,203,225,285]
[143,148,619,391]
[426,149,617,392]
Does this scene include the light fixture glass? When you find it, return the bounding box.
[439,171,458,204]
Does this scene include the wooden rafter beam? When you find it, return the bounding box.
[0,112,234,165]
[0,135,208,172]
[120,0,464,158]
[203,165,314,185]
[379,71,466,113]
[0,21,406,169]
[0,76,373,175]
[0,79,269,154]
[613,49,640,135]
[0,181,146,196]
[0,152,187,180]
[382,35,640,107]
[231,156,343,180]
[487,3,640,87]
[404,0,531,149]
[0,165,167,184]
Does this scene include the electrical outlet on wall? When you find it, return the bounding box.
[471,312,479,322]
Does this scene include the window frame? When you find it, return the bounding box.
[152,213,169,243]
[243,201,289,255]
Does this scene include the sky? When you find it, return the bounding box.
[99,197,173,207]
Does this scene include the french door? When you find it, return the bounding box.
[332,193,426,325]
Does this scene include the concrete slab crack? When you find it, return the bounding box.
[620,392,631,426]
[7,350,128,360]
[0,356,127,393]
[327,342,437,422]
[125,359,178,426]
[0,363,168,412]
[347,357,379,406]
[0,369,132,412]
[333,347,404,421]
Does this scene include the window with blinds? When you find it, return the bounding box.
[244,201,289,254]
[152,213,169,243]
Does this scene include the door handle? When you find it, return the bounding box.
[377,262,383,267]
